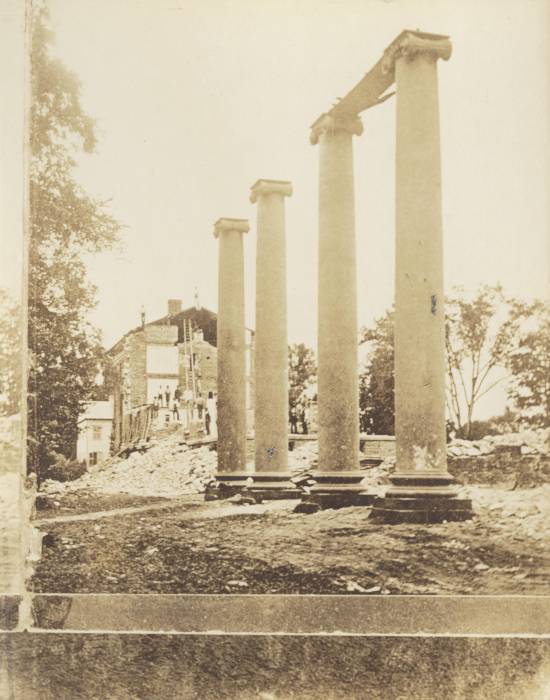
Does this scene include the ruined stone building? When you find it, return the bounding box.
[108,299,254,452]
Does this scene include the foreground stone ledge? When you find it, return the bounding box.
[0,596,23,631]
[21,594,550,636]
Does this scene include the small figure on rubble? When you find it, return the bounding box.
[196,393,205,419]
[165,385,171,409]
[172,398,180,422]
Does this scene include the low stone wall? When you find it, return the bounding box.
[360,435,395,461]
[448,452,550,488]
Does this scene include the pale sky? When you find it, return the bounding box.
[40,0,550,416]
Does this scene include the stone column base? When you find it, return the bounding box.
[384,472,459,497]
[294,471,375,512]
[247,472,302,502]
[371,496,473,524]
[204,472,251,501]
[371,472,474,523]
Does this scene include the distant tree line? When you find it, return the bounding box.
[359,286,549,439]
[288,284,549,440]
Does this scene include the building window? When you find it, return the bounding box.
[92,425,102,440]
[89,452,98,465]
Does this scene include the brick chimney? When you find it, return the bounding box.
[167,299,182,317]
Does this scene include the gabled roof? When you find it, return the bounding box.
[149,306,219,346]
[107,305,254,355]
[106,307,216,355]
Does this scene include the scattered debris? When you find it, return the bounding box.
[40,435,218,498]
[447,429,549,459]
[226,580,248,588]
[473,562,490,572]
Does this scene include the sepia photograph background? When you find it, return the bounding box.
[1,0,550,697]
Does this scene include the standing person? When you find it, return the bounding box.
[172,398,180,422]
[301,404,309,435]
[289,405,298,434]
[359,407,367,434]
[205,408,211,436]
[206,391,216,420]
[174,385,182,402]
[297,404,305,434]
[158,386,164,407]
[196,393,205,420]
[165,385,171,409]
[210,393,218,437]
[152,396,159,419]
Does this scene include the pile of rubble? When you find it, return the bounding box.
[41,435,218,498]
[286,438,391,491]
[39,429,549,500]
[447,429,549,458]
[461,483,550,541]
[288,440,317,473]
[40,439,328,499]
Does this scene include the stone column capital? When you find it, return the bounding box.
[213,218,250,239]
[250,179,293,204]
[309,113,363,146]
[381,30,452,77]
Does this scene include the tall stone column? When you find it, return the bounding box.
[212,218,250,492]
[301,113,372,510]
[249,179,298,499]
[374,32,472,523]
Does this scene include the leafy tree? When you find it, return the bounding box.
[445,284,532,439]
[359,310,395,435]
[288,343,316,407]
[360,288,535,439]
[0,290,22,417]
[507,301,550,427]
[28,4,121,481]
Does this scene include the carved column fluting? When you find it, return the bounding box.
[213,218,249,489]
[249,179,297,498]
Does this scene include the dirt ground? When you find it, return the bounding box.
[30,435,550,596]
[35,490,172,518]
[30,485,550,595]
